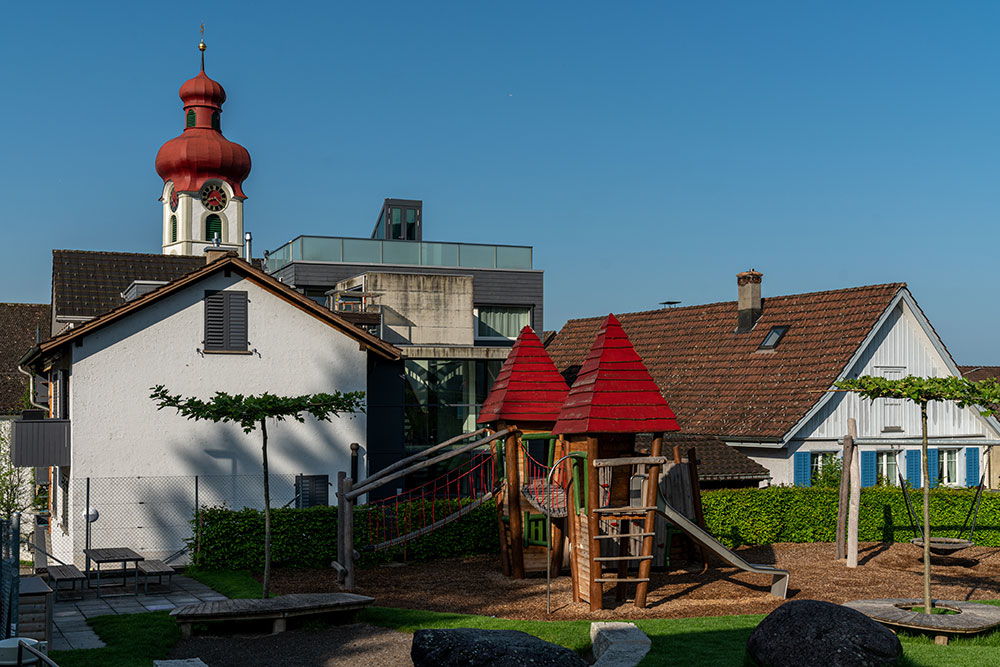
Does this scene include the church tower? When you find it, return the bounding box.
[155,37,251,257]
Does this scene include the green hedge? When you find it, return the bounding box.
[191,499,499,570]
[700,486,1000,548]
[192,486,999,569]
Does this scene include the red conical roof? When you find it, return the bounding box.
[155,63,250,197]
[477,326,569,425]
[552,314,680,434]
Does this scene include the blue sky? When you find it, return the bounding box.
[3,2,1000,362]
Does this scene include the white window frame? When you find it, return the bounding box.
[810,451,837,483]
[939,448,960,486]
[473,306,532,341]
[876,450,899,486]
[875,366,905,432]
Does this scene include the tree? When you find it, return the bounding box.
[834,375,1000,614]
[150,386,365,598]
[0,422,33,521]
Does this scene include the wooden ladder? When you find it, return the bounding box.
[587,450,667,610]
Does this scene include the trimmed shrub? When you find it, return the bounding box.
[701,486,999,548]
[192,499,499,570]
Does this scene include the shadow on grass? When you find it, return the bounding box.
[48,611,179,667]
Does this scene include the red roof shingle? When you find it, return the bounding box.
[547,284,905,440]
[553,314,680,435]
[477,326,569,424]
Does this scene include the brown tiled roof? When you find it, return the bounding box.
[52,250,204,320]
[0,303,50,415]
[665,434,770,481]
[547,283,905,440]
[25,256,401,368]
[959,366,1000,381]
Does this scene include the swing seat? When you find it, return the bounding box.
[909,536,974,556]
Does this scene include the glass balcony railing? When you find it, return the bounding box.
[266,236,533,273]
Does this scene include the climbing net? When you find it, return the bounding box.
[361,446,498,552]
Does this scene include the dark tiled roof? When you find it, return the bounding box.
[0,303,50,415]
[553,314,680,435]
[478,326,568,424]
[665,434,770,481]
[959,366,1000,381]
[547,283,904,440]
[52,250,204,320]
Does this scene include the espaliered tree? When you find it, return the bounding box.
[834,375,1000,615]
[150,386,365,598]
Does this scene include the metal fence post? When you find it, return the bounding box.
[195,475,201,563]
[350,443,360,483]
[85,478,91,576]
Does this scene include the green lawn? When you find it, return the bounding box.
[49,569,1000,666]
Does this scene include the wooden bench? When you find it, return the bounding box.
[138,559,175,594]
[170,593,375,638]
[46,565,86,602]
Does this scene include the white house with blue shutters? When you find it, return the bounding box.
[746,288,1000,489]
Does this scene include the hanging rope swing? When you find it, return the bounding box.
[897,471,986,556]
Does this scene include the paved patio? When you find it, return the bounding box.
[51,574,228,651]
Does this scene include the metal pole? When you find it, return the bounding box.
[350,443,360,483]
[297,474,303,509]
[545,452,586,615]
[195,476,200,562]
[85,478,91,576]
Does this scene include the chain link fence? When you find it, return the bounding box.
[70,474,306,564]
[1,513,20,639]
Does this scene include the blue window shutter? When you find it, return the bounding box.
[966,447,980,487]
[793,452,811,487]
[927,448,939,488]
[860,451,876,487]
[906,450,921,488]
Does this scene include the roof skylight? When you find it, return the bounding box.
[758,326,789,350]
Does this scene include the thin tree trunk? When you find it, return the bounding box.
[261,418,271,599]
[921,403,932,614]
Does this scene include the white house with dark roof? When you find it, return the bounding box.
[548,272,1000,489]
[17,253,401,565]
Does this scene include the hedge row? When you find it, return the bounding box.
[191,499,499,570]
[701,486,1000,549]
[191,486,999,569]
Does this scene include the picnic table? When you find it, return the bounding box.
[83,547,144,598]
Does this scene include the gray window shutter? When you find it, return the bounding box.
[296,475,329,508]
[204,292,227,350]
[225,291,248,351]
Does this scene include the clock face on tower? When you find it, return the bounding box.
[169,189,178,212]
[200,184,228,212]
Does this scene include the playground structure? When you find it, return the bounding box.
[333,319,789,610]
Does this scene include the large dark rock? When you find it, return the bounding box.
[411,628,587,667]
[747,600,902,667]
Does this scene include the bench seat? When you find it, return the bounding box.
[170,593,375,637]
[137,559,175,594]
[47,564,86,601]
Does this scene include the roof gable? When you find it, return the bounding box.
[553,314,680,434]
[547,283,904,439]
[26,256,400,366]
[477,326,569,424]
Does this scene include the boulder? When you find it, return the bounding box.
[411,628,587,667]
[746,600,902,667]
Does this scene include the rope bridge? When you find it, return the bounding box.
[362,448,497,552]
[519,439,571,518]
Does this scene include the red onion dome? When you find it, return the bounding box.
[179,70,226,110]
[155,67,250,197]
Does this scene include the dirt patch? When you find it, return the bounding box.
[170,622,412,667]
[262,542,1000,620]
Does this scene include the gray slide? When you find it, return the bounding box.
[654,503,790,598]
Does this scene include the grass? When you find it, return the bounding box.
[48,611,179,667]
[183,567,263,599]
[904,606,958,615]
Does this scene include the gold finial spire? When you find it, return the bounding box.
[198,23,207,71]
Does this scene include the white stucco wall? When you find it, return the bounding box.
[51,272,369,563]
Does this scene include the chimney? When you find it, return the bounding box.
[736,269,763,332]
[205,248,238,265]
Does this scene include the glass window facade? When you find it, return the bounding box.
[403,359,502,452]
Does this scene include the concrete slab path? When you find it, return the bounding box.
[51,575,228,651]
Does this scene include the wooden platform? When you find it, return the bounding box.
[844,599,1000,637]
[170,593,375,637]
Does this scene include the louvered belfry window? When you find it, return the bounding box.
[204,290,248,352]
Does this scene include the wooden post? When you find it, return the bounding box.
[550,519,564,578]
[587,436,603,611]
[505,428,526,579]
[686,447,710,571]
[921,402,932,614]
[836,428,855,561]
[337,472,348,585]
[343,476,355,590]
[565,446,581,602]
[635,434,662,608]
[847,418,860,569]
